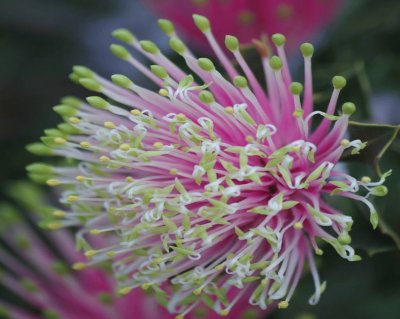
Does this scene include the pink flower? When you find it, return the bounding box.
[27,15,389,317]
[145,0,343,51]
[0,183,260,319]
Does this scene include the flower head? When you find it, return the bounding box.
[27,16,389,317]
[147,0,343,51]
[0,182,259,319]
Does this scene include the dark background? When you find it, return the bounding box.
[0,0,399,318]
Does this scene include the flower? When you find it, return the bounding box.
[146,0,343,51]
[27,15,389,317]
[0,182,259,319]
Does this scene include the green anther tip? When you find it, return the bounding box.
[86,96,109,109]
[158,19,175,35]
[332,76,347,89]
[53,104,77,117]
[79,78,101,92]
[234,76,248,88]
[26,143,53,156]
[338,233,352,245]
[112,28,135,44]
[290,82,303,95]
[269,56,283,70]
[60,96,82,108]
[169,37,186,54]
[150,65,168,79]
[111,74,133,88]
[342,102,356,115]
[110,44,131,60]
[199,91,215,104]
[225,35,239,51]
[140,40,159,54]
[198,57,215,71]
[26,163,53,175]
[193,14,210,32]
[272,33,286,47]
[300,43,314,57]
[72,65,94,79]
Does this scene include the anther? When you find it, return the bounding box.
[340,139,350,147]
[99,155,111,163]
[130,109,141,116]
[294,222,303,230]
[69,117,81,124]
[80,141,91,149]
[52,210,65,218]
[224,107,234,114]
[278,301,289,309]
[119,143,130,151]
[72,262,86,271]
[67,195,78,203]
[361,176,371,184]
[153,142,164,149]
[54,137,66,145]
[176,113,187,122]
[46,179,61,187]
[104,121,116,129]
[75,175,86,182]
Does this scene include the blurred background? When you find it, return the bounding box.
[0,0,399,318]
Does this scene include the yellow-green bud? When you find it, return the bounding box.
[86,96,109,109]
[169,38,186,55]
[342,102,356,115]
[269,56,283,70]
[110,44,130,60]
[111,74,133,88]
[150,65,168,79]
[332,76,347,89]
[272,33,286,47]
[300,43,314,57]
[225,35,239,51]
[158,19,174,35]
[112,28,135,44]
[199,91,214,104]
[72,65,94,79]
[53,104,77,117]
[79,79,101,92]
[193,14,210,32]
[234,76,248,88]
[140,40,159,54]
[198,58,215,71]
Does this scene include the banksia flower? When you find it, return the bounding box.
[147,0,342,51]
[27,16,390,317]
[0,183,258,319]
